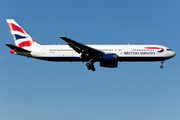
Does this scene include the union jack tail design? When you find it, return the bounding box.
[6,19,39,48]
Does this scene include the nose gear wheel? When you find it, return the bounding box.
[160,61,164,69]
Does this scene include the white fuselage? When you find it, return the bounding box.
[19,44,175,62]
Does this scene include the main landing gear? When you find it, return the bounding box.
[160,61,164,69]
[86,63,95,71]
[86,59,96,71]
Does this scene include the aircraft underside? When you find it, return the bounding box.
[32,56,171,71]
[34,56,171,62]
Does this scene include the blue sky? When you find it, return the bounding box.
[0,0,180,120]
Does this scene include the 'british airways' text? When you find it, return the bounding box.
[124,52,155,55]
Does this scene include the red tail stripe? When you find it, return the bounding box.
[7,23,12,31]
[9,23,26,34]
[18,39,35,48]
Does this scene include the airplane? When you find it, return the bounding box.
[6,19,176,71]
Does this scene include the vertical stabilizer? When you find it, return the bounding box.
[6,19,40,48]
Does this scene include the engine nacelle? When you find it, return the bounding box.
[100,53,118,68]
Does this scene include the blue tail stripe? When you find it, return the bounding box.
[14,34,26,40]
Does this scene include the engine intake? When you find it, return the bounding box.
[100,53,118,68]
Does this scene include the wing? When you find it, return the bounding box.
[60,36,104,56]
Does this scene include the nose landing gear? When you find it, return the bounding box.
[160,61,164,69]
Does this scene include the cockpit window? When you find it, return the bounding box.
[167,49,172,51]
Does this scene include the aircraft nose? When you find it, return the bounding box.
[171,51,176,57]
[173,51,176,57]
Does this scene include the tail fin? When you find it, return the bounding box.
[6,19,40,48]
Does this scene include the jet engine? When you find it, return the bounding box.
[100,53,118,68]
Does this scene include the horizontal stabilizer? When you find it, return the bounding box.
[6,44,31,52]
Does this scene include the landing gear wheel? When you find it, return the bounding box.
[86,62,96,71]
[86,63,91,70]
[88,67,91,70]
[160,65,163,69]
[160,61,164,69]
[86,63,90,67]
[92,68,95,71]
